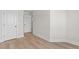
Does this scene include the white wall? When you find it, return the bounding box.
[50,10,79,45]
[32,10,67,42]
[50,10,67,42]
[32,10,50,41]
[66,10,79,45]
[17,10,24,38]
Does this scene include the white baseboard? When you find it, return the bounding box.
[66,40,79,46]
[0,35,24,43]
[49,39,68,42]
[50,38,79,46]
[17,34,24,38]
[33,34,50,42]
[0,39,6,43]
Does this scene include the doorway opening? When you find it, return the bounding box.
[23,10,33,36]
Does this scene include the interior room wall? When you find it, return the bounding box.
[66,10,79,45]
[32,10,50,41]
[17,10,24,38]
[50,10,67,42]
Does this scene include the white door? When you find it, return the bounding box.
[0,10,24,42]
[5,10,17,40]
[24,15,31,33]
[2,11,6,42]
[0,11,2,42]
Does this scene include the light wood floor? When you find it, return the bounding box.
[0,33,79,49]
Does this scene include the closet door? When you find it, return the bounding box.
[5,10,17,40]
[0,11,2,42]
[2,11,6,42]
[24,15,31,33]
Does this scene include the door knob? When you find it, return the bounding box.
[15,26,16,27]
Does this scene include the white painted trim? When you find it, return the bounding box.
[66,40,79,46]
[49,39,68,42]
[0,39,5,43]
[33,34,50,42]
[17,35,24,38]
[50,38,79,46]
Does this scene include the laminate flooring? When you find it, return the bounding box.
[0,33,79,49]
